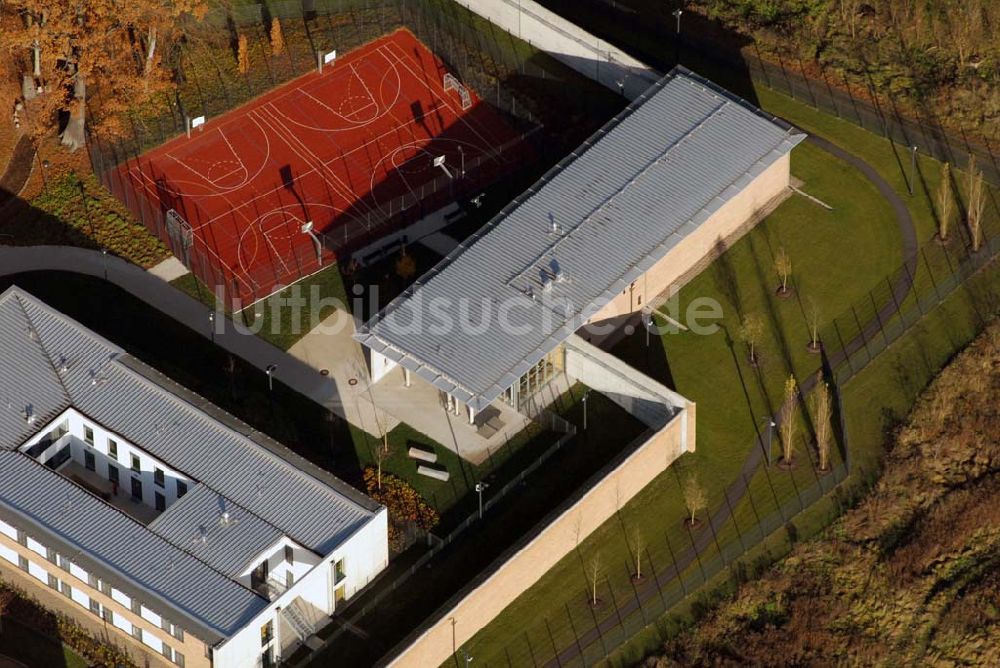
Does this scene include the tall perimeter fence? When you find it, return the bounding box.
[532,0,1000,187]
[86,0,618,306]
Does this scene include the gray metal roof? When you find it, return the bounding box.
[0,285,382,640]
[356,67,805,412]
[0,450,266,641]
[147,484,283,578]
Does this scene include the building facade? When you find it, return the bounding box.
[0,287,389,667]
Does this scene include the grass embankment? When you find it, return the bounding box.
[652,317,1000,665]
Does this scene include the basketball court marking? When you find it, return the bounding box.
[122,29,529,303]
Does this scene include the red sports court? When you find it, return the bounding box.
[123,29,526,305]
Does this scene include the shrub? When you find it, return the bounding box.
[363,466,439,551]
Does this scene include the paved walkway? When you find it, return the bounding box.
[287,308,397,436]
[0,245,374,427]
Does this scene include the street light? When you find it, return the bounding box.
[458,145,465,177]
[208,311,216,343]
[672,7,683,33]
[582,390,591,431]
[761,416,776,466]
[908,145,918,196]
[474,482,489,519]
[265,364,278,392]
[462,649,473,666]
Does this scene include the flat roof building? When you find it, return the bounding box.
[0,286,388,668]
[357,67,805,424]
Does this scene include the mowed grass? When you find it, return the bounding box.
[453,122,903,666]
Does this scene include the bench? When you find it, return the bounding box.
[417,465,450,481]
[408,446,438,463]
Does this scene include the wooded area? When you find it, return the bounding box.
[691,0,1000,137]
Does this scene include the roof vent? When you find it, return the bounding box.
[195,526,208,544]
[57,355,70,373]
[541,275,553,293]
[548,213,560,234]
[550,258,565,283]
[219,510,238,527]
[23,405,35,424]
[26,326,38,341]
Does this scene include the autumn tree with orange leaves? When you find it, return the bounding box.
[0,0,207,147]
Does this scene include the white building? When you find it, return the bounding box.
[0,286,388,668]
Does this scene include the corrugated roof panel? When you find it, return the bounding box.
[356,67,805,410]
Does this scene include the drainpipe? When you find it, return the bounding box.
[467,404,475,425]
[403,368,411,388]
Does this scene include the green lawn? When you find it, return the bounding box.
[0,619,88,668]
[452,107,905,665]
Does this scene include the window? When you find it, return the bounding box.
[89,599,101,616]
[155,492,166,512]
[161,644,172,659]
[261,620,273,646]
[17,555,28,572]
[285,571,294,588]
[176,480,187,498]
[84,450,95,471]
[60,581,72,598]
[174,651,185,667]
[131,598,141,615]
[172,626,184,642]
[103,607,114,623]
[100,580,112,596]
[16,529,26,546]
[154,468,165,488]
[83,426,94,445]
[108,439,118,459]
[47,573,58,589]
[284,544,294,565]
[261,647,274,668]
[58,555,71,572]
[130,454,140,472]
[88,573,99,588]
[108,465,119,485]
[334,558,346,583]
[46,547,57,564]
[132,626,142,642]
[131,477,142,501]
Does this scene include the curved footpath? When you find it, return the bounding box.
[0,245,368,420]
[546,131,918,666]
[0,129,918,666]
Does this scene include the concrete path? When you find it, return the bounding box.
[147,256,190,282]
[0,245,376,429]
[287,308,397,436]
[546,130,919,666]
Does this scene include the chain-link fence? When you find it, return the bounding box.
[85,0,624,305]
[534,0,1000,187]
[821,209,1000,384]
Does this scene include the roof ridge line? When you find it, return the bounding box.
[12,294,73,409]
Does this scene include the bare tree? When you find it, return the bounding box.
[806,298,821,352]
[269,17,285,55]
[936,162,954,242]
[587,553,601,607]
[237,34,250,74]
[683,472,707,526]
[966,157,986,252]
[780,375,798,465]
[738,312,765,365]
[774,246,793,295]
[631,527,644,581]
[811,374,833,471]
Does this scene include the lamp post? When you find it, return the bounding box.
[458,145,465,177]
[672,6,684,64]
[208,311,216,343]
[672,7,683,33]
[908,145,918,196]
[582,390,591,431]
[265,364,277,392]
[474,482,489,519]
[762,416,776,466]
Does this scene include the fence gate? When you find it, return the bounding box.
[165,209,194,267]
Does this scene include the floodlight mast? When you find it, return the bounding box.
[433,155,453,179]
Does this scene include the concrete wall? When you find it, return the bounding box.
[588,153,792,327]
[385,404,693,667]
[563,335,689,433]
[454,0,659,99]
